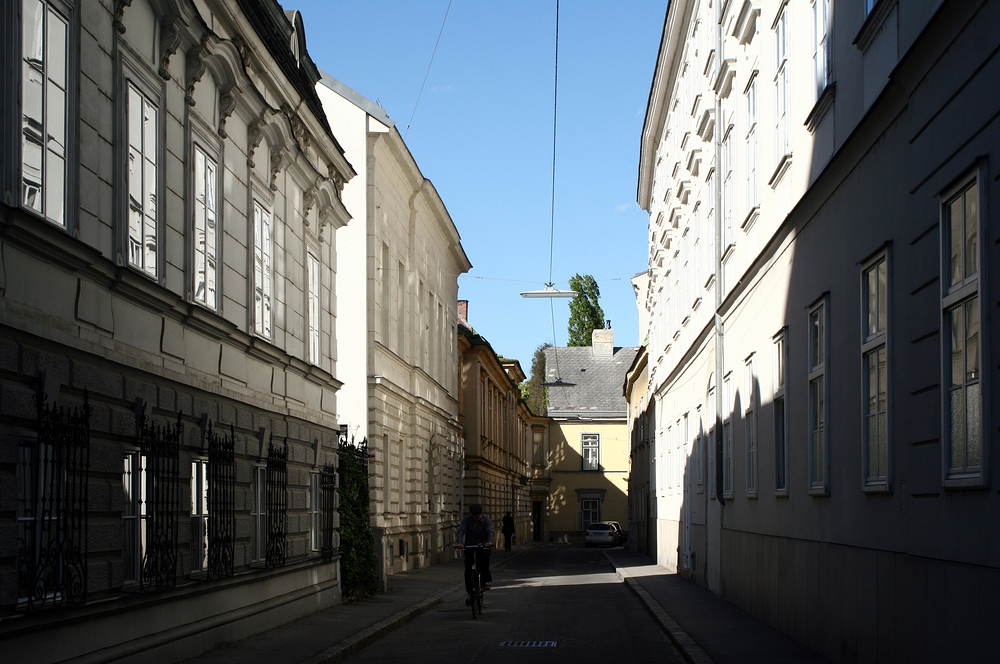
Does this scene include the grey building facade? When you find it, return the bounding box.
[0,1,356,661]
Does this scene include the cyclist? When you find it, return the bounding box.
[455,503,494,605]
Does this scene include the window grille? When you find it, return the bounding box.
[206,423,236,578]
[265,440,288,567]
[16,389,91,612]
[136,410,182,590]
[321,464,337,563]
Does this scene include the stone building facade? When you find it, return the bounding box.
[0,1,355,661]
[638,0,999,661]
[457,311,540,546]
[317,72,471,581]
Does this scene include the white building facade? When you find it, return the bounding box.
[317,74,471,581]
[639,0,999,661]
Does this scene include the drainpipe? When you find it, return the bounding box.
[710,0,726,594]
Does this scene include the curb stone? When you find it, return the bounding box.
[606,552,716,664]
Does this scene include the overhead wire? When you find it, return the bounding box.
[404,0,454,141]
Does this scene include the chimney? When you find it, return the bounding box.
[457,300,469,323]
[592,320,613,356]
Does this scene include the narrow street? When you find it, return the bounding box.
[344,544,684,664]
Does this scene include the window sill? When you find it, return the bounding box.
[943,475,988,490]
[808,486,830,497]
[741,206,759,232]
[804,83,836,134]
[774,488,788,498]
[854,0,897,54]
[769,154,792,188]
[862,482,891,494]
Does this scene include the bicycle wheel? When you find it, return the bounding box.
[471,573,481,619]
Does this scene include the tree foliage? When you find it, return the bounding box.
[567,274,605,347]
[520,343,549,416]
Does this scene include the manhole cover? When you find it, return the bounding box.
[499,641,557,648]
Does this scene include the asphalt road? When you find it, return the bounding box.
[344,544,685,664]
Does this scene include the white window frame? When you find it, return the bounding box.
[808,297,830,495]
[812,0,832,100]
[123,74,161,279]
[309,471,321,552]
[744,72,759,218]
[940,170,988,488]
[772,6,791,176]
[722,125,735,253]
[861,250,890,491]
[190,133,220,310]
[252,197,273,339]
[582,433,601,471]
[251,465,267,563]
[695,405,704,486]
[191,458,209,572]
[306,251,321,364]
[773,328,789,495]
[745,354,758,497]
[18,0,72,228]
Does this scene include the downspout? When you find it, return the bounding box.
[713,0,726,508]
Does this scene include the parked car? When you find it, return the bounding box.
[584,522,620,547]
[604,521,627,544]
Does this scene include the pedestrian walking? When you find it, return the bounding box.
[501,511,515,552]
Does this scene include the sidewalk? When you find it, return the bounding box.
[179,544,533,664]
[605,549,832,664]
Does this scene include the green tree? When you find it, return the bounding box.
[520,343,549,416]
[567,274,604,346]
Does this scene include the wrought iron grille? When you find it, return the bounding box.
[265,441,288,567]
[137,411,182,590]
[16,390,92,612]
[320,464,337,562]
[206,423,236,578]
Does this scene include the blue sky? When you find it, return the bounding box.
[293,1,666,370]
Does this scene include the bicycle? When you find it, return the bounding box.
[459,544,488,618]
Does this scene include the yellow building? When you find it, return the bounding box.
[545,328,638,543]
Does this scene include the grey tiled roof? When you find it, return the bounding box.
[544,346,639,420]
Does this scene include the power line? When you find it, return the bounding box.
[404,0,454,141]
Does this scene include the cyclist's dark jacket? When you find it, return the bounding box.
[456,514,494,546]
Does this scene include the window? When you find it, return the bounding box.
[862,253,889,489]
[773,7,791,168]
[192,146,218,308]
[307,252,321,364]
[773,329,789,494]
[582,433,601,471]
[252,200,273,338]
[126,81,159,277]
[722,126,735,251]
[251,465,266,562]
[745,74,759,215]
[695,405,704,485]
[941,176,984,485]
[122,451,146,582]
[808,299,828,493]
[812,0,832,99]
[745,355,757,497]
[20,0,70,227]
[191,459,208,572]
[580,498,600,531]
[309,472,321,552]
[723,373,733,498]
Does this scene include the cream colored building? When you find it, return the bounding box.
[639,0,1000,660]
[545,330,637,542]
[317,73,471,580]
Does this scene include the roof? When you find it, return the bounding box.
[317,69,395,128]
[544,346,640,420]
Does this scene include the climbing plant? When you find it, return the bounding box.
[337,436,379,598]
